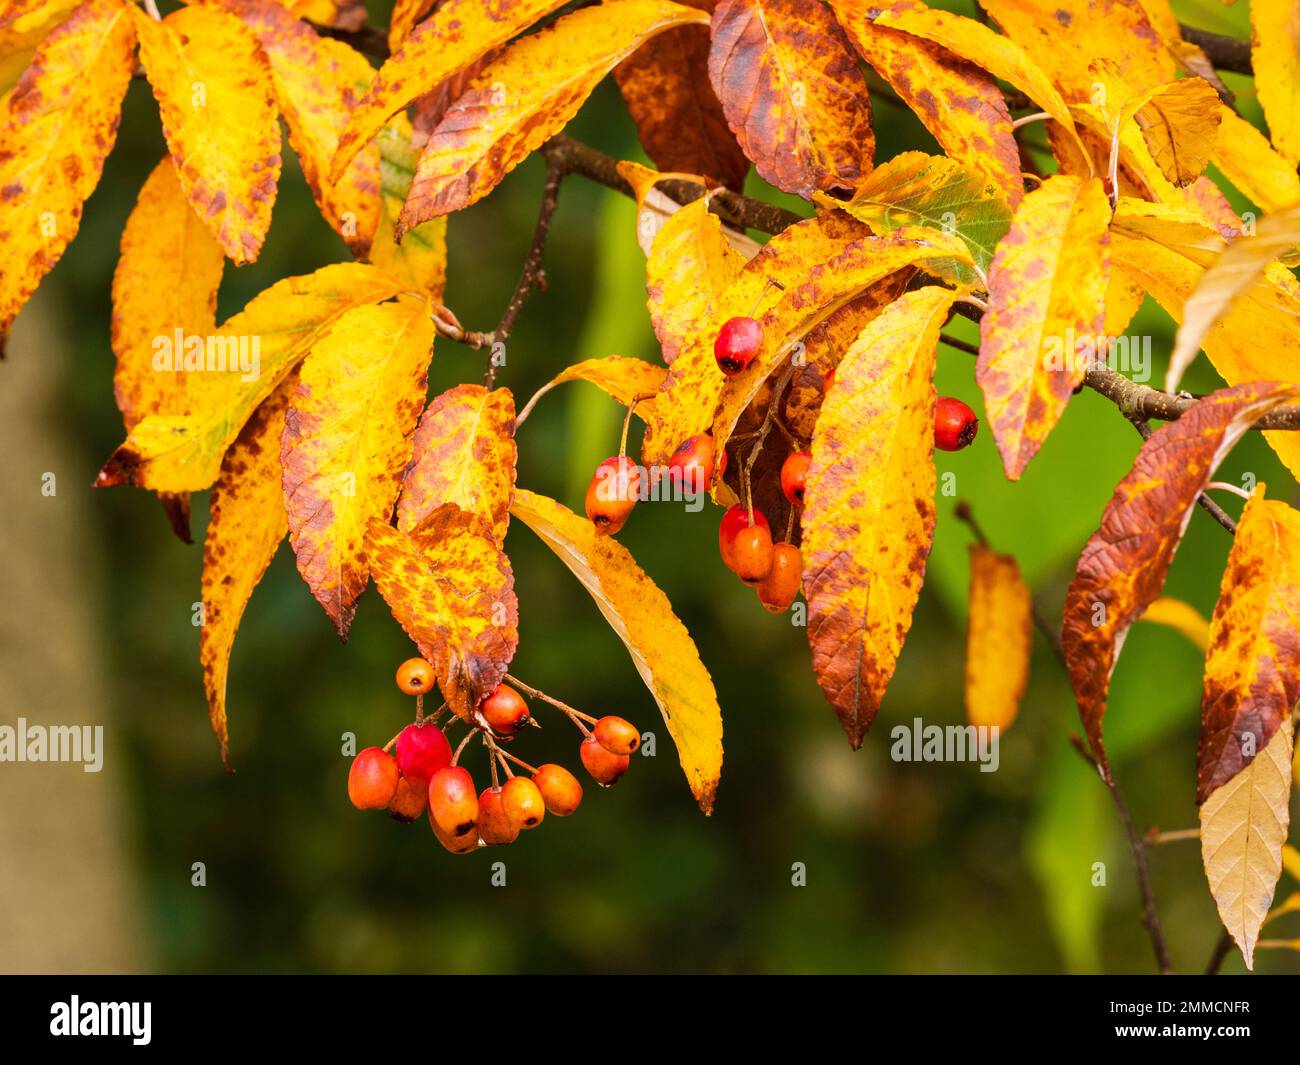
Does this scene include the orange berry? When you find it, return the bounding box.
[395,657,435,695]
[593,715,640,756]
[430,815,480,854]
[533,764,583,816]
[732,523,774,584]
[757,543,802,613]
[501,775,546,830]
[668,434,716,498]
[585,456,641,535]
[478,786,520,845]
[580,734,630,786]
[427,766,479,838]
[388,774,428,822]
[719,505,769,572]
[780,451,811,505]
[348,747,399,810]
[479,684,530,735]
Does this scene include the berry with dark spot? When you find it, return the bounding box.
[594,715,640,756]
[780,451,811,505]
[714,316,762,375]
[935,396,979,451]
[580,734,630,786]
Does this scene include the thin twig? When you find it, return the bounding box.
[1204,929,1235,975]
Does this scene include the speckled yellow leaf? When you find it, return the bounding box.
[0,0,80,96]
[977,175,1110,479]
[511,488,723,813]
[520,355,668,431]
[1139,596,1209,650]
[330,0,569,181]
[220,0,379,253]
[281,297,434,638]
[200,376,294,768]
[398,384,516,544]
[1252,0,1300,165]
[366,505,519,719]
[96,263,406,494]
[707,0,874,198]
[1213,105,1300,214]
[110,158,225,431]
[0,0,135,344]
[1200,717,1294,970]
[398,0,710,228]
[802,286,955,746]
[387,0,435,51]
[965,544,1032,731]
[371,114,448,300]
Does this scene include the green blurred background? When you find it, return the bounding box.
[1,0,1298,975]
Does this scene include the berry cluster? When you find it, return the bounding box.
[348,659,640,853]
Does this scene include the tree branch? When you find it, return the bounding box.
[1178,24,1253,76]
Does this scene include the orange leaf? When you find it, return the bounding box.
[1061,383,1300,776]
[965,544,1033,732]
[803,286,956,746]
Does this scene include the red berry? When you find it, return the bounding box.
[668,434,716,497]
[501,776,546,830]
[593,716,640,756]
[733,523,774,584]
[757,542,802,613]
[934,396,979,451]
[395,723,452,785]
[389,774,428,822]
[585,455,641,535]
[718,505,770,572]
[428,766,479,837]
[533,764,584,816]
[479,684,530,735]
[714,316,762,375]
[580,734,630,786]
[478,786,520,845]
[395,657,435,695]
[348,747,400,810]
[780,451,811,505]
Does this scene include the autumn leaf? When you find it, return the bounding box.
[397,0,710,229]
[1138,596,1209,651]
[965,544,1032,731]
[1251,0,1300,165]
[96,263,406,494]
[330,0,570,181]
[827,0,1021,207]
[200,377,294,768]
[387,0,435,51]
[0,0,136,345]
[802,286,955,746]
[132,4,281,264]
[371,115,448,300]
[1060,383,1300,776]
[977,175,1111,479]
[220,0,379,253]
[1200,717,1294,970]
[519,355,668,429]
[510,489,723,813]
[1212,105,1300,215]
[281,297,435,638]
[707,0,874,198]
[366,506,519,718]
[398,384,517,545]
[614,0,748,189]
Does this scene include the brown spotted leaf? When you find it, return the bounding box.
[1061,382,1300,776]
[511,488,723,813]
[803,286,956,746]
[707,0,873,198]
[387,0,436,51]
[282,296,435,638]
[0,0,136,344]
[200,377,294,768]
[366,506,519,718]
[965,544,1032,732]
[398,0,710,228]
[977,175,1111,479]
[133,4,281,264]
[398,384,517,545]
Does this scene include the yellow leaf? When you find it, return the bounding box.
[0,0,80,96]
[1252,0,1300,165]
[802,286,955,745]
[96,263,406,493]
[977,175,1111,479]
[200,377,293,767]
[111,158,225,430]
[371,115,448,300]
[1139,597,1210,651]
[1212,105,1300,214]
[707,0,874,198]
[1169,201,1300,393]
[366,506,519,718]
[511,488,724,813]
[519,355,667,431]
[133,4,281,264]
[398,384,517,545]
[1200,717,1294,970]
[330,0,569,181]
[965,544,1032,731]
[398,0,711,228]
[0,0,136,343]
[281,297,435,638]
[220,0,379,254]
[387,0,435,51]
